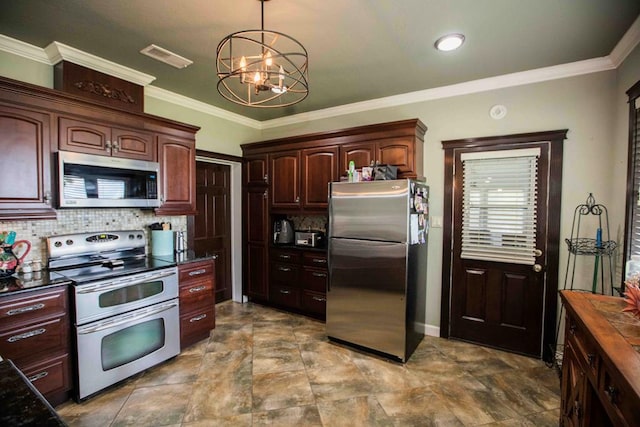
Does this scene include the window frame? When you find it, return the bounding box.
[623,80,640,291]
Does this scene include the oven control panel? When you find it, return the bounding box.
[47,230,146,259]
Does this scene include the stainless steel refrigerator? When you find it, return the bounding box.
[327,179,429,362]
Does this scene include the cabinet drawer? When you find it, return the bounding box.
[0,316,68,361]
[179,278,214,307]
[566,315,599,381]
[0,287,68,326]
[599,363,640,427]
[179,261,214,283]
[271,263,300,285]
[303,252,327,267]
[300,290,326,315]
[271,249,301,264]
[180,305,215,348]
[20,353,71,398]
[302,267,328,292]
[270,285,300,308]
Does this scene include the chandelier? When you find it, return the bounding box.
[216,0,309,108]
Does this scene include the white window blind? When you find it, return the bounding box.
[630,96,640,255]
[461,149,540,265]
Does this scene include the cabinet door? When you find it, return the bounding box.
[244,187,269,299]
[156,134,196,215]
[112,127,154,161]
[245,154,269,186]
[302,146,339,210]
[561,342,588,427]
[58,116,111,155]
[377,137,415,177]
[340,141,375,174]
[0,105,55,219]
[270,151,300,210]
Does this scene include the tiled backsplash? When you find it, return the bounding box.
[287,215,328,232]
[0,209,186,267]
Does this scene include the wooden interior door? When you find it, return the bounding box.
[442,130,566,360]
[191,161,232,303]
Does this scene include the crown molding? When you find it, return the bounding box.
[43,41,156,86]
[145,86,261,129]
[0,31,632,130]
[0,34,50,64]
[260,56,617,129]
[610,15,640,67]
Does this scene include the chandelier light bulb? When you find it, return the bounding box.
[254,72,261,83]
[265,51,273,67]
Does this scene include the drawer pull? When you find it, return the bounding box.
[312,296,326,302]
[312,258,327,264]
[279,289,291,295]
[586,353,595,366]
[7,303,46,316]
[279,254,291,260]
[28,371,49,382]
[8,328,46,343]
[189,285,207,293]
[569,324,576,335]
[278,267,292,272]
[189,314,207,323]
[573,400,582,419]
[604,386,618,403]
[311,272,327,278]
[188,269,207,277]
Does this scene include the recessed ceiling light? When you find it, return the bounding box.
[434,33,465,52]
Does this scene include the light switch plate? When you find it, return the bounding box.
[431,216,443,228]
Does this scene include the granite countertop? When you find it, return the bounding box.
[271,244,327,253]
[0,271,71,296]
[151,250,217,265]
[0,359,67,426]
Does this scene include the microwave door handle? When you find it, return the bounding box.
[76,269,176,294]
[77,301,178,334]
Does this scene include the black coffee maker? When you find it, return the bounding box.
[273,219,294,245]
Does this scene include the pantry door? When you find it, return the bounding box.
[441,130,566,360]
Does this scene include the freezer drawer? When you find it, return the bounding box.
[329,180,409,243]
[327,238,408,359]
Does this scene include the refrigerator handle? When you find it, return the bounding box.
[326,242,331,293]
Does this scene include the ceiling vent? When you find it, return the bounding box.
[140,44,193,69]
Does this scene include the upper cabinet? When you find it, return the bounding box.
[0,104,56,219]
[155,134,196,216]
[59,116,154,161]
[270,150,301,210]
[241,119,426,214]
[0,76,200,219]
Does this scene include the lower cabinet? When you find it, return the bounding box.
[0,285,71,406]
[269,247,327,319]
[178,259,216,349]
[560,291,640,427]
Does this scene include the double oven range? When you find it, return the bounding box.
[47,230,180,401]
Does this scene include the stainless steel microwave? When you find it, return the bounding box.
[58,151,161,208]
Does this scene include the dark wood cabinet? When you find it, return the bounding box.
[560,291,640,427]
[0,104,56,220]
[339,133,420,178]
[0,286,71,406]
[245,154,269,186]
[156,134,196,215]
[302,146,339,210]
[244,186,270,299]
[178,259,215,349]
[270,150,301,210]
[58,116,154,160]
[269,247,327,318]
[0,76,200,219]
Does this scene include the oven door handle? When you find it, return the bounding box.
[77,300,178,334]
[76,269,176,294]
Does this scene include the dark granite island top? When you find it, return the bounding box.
[0,359,66,426]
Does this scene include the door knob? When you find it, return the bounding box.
[533,264,543,272]
[534,249,543,257]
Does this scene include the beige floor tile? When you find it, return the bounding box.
[57,301,561,427]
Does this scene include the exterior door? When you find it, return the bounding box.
[191,161,232,302]
[441,130,566,360]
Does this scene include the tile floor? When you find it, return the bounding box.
[56,301,561,426]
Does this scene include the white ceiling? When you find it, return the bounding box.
[1,0,639,123]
